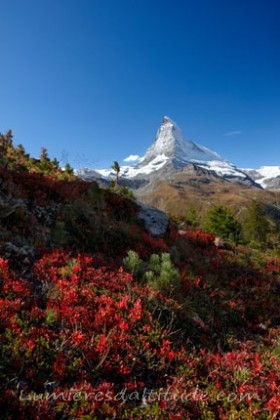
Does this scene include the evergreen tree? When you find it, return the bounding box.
[204,204,241,243]
[40,147,49,161]
[64,162,73,175]
[52,157,60,169]
[243,201,270,245]
[0,130,13,161]
[0,134,6,161]
[118,185,135,200]
[16,144,25,155]
[185,207,200,229]
[4,129,13,146]
[39,147,52,173]
[111,161,120,191]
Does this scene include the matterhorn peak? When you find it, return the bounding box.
[138,116,224,168]
[162,115,175,124]
[161,116,181,131]
[76,115,258,188]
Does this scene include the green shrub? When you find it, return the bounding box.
[118,185,135,201]
[145,253,180,295]
[123,250,144,278]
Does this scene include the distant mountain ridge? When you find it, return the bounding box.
[242,166,280,190]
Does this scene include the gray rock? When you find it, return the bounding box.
[0,242,35,258]
[30,203,61,226]
[0,195,25,218]
[137,203,169,237]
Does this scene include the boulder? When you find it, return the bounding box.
[137,203,169,237]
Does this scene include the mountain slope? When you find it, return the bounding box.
[1,143,280,419]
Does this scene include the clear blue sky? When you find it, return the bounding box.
[1,0,279,169]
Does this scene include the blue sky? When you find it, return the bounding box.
[1,0,279,169]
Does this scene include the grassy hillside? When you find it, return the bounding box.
[0,134,279,419]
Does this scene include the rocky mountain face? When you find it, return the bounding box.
[138,116,223,168]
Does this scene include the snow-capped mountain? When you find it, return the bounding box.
[77,116,256,187]
[242,166,280,190]
[139,116,223,167]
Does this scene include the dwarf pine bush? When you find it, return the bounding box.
[149,253,161,274]
[123,250,144,278]
[46,308,58,325]
[145,253,180,295]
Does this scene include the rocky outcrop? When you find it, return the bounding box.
[0,195,25,218]
[137,203,169,237]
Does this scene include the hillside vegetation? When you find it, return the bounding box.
[0,132,279,419]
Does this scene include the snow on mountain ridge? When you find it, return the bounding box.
[242,166,280,188]
[96,154,169,178]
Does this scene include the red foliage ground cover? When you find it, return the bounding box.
[0,168,279,418]
[1,241,279,419]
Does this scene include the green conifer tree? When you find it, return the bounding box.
[243,201,270,245]
[185,207,200,229]
[64,162,73,175]
[204,204,241,243]
[111,161,120,191]
[40,147,49,161]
